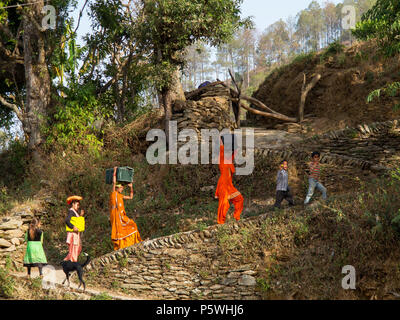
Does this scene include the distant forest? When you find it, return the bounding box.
[182,0,376,92]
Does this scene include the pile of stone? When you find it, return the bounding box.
[184,82,231,101]
[171,96,237,136]
[0,205,44,268]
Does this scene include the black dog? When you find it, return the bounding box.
[60,253,91,291]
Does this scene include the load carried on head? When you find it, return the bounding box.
[105,166,134,184]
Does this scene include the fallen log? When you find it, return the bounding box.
[219,74,296,123]
[218,80,278,115]
[232,99,298,123]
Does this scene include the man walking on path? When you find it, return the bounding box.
[304,151,327,205]
[274,160,294,209]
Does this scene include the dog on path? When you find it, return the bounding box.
[60,252,91,291]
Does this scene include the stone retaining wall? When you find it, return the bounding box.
[0,204,44,268]
[254,148,373,170]
[86,216,266,300]
[287,119,400,171]
[246,119,400,174]
[300,119,400,143]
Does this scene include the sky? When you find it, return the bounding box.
[72,0,346,44]
[240,0,344,33]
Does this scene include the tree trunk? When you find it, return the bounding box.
[227,69,241,128]
[232,100,240,128]
[161,86,173,148]
[298,73,321,122]
[159,67,186,148]
[22,1,51,163]
[234,100,298,123]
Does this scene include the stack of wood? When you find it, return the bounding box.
[171,97,237,135]
[184,81,231,101]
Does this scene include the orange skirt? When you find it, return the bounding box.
[112,227,142,251]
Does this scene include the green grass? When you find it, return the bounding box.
[291,52,316,65]
[0,267,15,298]
[321,41,345,61]
[90,292,114,300]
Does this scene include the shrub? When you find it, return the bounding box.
[357,168,400,238]
[291,52,316,65]
[0,267,15,298]
[337,53,346,67]
[91,292,113,300]
[321,41,345,61]
[365,71,375,84]
[0,139,28,187]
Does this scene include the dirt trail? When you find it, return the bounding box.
[12,266,141,300]
[242,127,302,149]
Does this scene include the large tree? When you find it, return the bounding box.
[0,0,70,162]
[353,0,399,55]
[83,0,153,124]
[134,0,251,146]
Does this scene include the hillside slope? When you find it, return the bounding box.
[249,40,400,134]
[2,41,400,300]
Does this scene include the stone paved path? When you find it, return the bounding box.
[13,265,138,300]
[237,127,302,149]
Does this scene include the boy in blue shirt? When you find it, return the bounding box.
[274,160,294,209]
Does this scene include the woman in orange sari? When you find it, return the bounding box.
[109,167,142,250]
[215,136,244,224]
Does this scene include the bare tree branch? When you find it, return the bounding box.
[238,94,280,115]
[298,73,321,122]
[232,99,298,123]
[0,95,23,120]
[228,68,242,127]
[97,57,130,96]
[73,0,90,35]
[218,79,281,115]
[228,68,241,97]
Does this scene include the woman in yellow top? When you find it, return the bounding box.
[109,167,142,250]
[64,196,84,262]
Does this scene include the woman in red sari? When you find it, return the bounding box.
[109,167,142,250]
[215,136,244,224]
